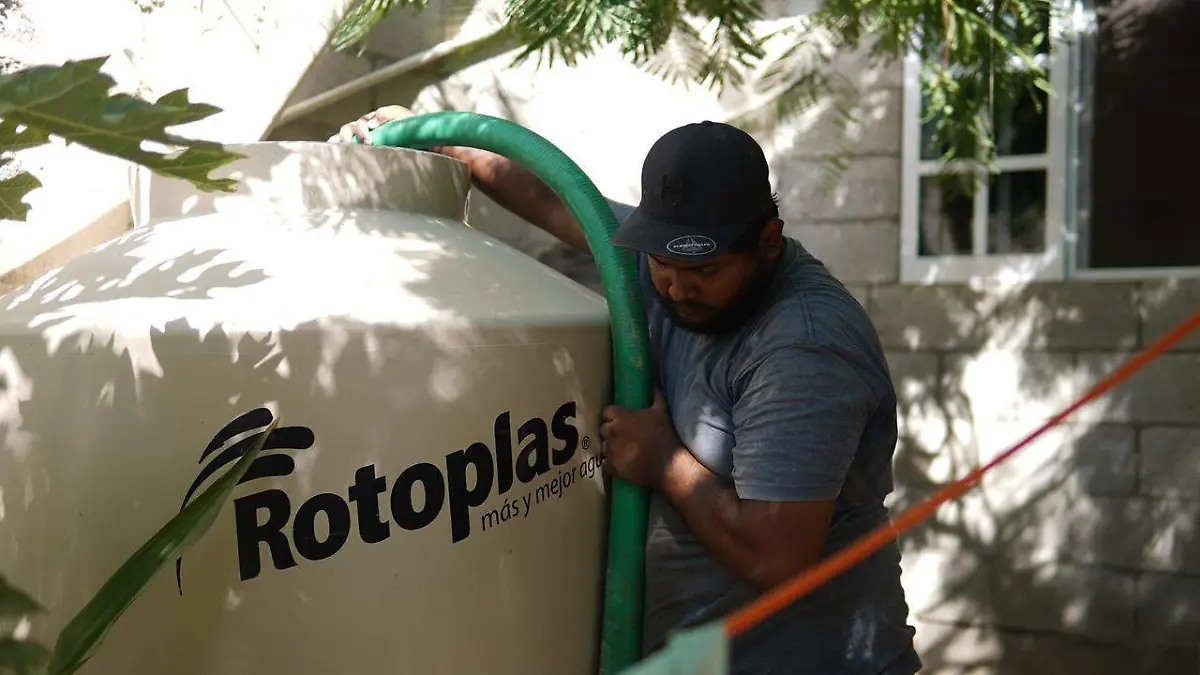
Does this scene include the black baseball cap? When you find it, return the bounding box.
[611,120,776,262]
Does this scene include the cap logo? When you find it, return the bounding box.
[665,235,717,257]
[659,174,686,207]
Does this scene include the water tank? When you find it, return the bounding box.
[0,142,612,674]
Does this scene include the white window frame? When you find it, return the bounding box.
[898,0,1200,284]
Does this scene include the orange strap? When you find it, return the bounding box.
[725,307,1200,638]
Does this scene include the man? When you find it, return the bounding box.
[333,108,921,675]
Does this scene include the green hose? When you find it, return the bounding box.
[366,111,652,674]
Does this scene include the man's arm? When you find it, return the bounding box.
[437,146,592,254]
[655,451,837,591]
[656,344,874,590]
[330,105,595,254]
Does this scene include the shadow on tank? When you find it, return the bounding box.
[0,142,614,675]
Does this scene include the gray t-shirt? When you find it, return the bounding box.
[606,200,921,675]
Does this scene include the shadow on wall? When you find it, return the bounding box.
[877,278,1200,674]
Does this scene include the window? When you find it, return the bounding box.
[900,0,1200,283]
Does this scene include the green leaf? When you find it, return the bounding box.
[0,57,243,203]
[0,638,51,675]
[0,119,51,153]
[616,621,728,675]
[329,0,1052,170]
[47,413,280,675]
[0,574,42,619]
[0,161,41,222]
[332,0,430,53]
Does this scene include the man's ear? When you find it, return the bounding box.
[761,219,785,257]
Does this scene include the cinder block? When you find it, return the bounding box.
[941,351,1079,426]
[768,86,902,160]
[921,623,1198,675]
[774,155,899,222]
[1017,283,1140,350]
[785,221,899,284]
[1066,496,1200,575]
[1137,572,1200,647]
[1061,497,1143,570]
[1139,426,1200,499]
[885,351,941,426]
[1077,353,1200,424]
[830,37,905,90]
[883,351,955,492]
[886,351,940,393]
[909,622,1001,674]
[964,420,1079,516]
[900,542,993,626]
[872,282,1139,352]
[987,561,1136,641]
[966,421,1131,511]
[1140,278,1200,351]
[1074,424,1137,497]
[753,5,903,88]
[871,284,986,350]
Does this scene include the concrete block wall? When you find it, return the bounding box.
[780,51,1200,672]
[878,278,1200,673]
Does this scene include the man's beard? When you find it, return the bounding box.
[652,256,779,335]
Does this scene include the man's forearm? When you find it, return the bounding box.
[657,448,824,590]
[439,146,590,253]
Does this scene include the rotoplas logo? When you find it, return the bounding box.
[175,402,581,593]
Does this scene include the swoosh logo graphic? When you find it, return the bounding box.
[175,408,315,595]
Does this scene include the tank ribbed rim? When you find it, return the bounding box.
[130,141,471,228]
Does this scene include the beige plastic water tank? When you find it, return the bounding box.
[0,142,612,674]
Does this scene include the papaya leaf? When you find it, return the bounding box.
[0,161,40,221]
[0,638,51,675]
[0,56,243,222]
[0,119,51,153]
[0,574,41,619]
[47,413,280,675]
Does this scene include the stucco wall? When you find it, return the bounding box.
[278,3,1200,672]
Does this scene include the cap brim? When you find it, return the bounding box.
[611,207,742,262]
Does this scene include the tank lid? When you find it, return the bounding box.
[130,142,470,228]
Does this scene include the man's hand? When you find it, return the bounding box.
[600,388,837,591]
[599,389,684,488]
[329,105,417,145]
